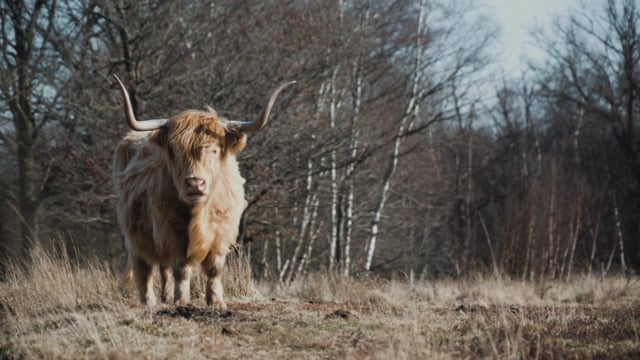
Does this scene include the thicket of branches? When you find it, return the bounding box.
[1,0,639,281]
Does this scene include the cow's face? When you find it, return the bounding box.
[112,75,294,206]
[153,110,246,205]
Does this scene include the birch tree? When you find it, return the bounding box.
[282,158,320,283]
[364,0,428,273]
[361,0,498,274]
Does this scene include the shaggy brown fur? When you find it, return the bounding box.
[113,108,248,309]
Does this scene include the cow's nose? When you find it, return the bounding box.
[185,177,206,191]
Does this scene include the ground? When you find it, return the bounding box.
[1,250,639,359]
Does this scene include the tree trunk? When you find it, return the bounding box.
[364,0,426,273]
[295,196,320,277]
[284,158,316,283]
[614,199,627,272]
[364,133,402,273]
[328,69,340,273]
[343,53,364,277]
[6,1,49,259]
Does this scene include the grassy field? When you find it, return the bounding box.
[1,248,639,359]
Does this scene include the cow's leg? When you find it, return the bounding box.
[160,266,173,304]
[173,263,192,306]
[202,253,227,310]
[132,256,156,306]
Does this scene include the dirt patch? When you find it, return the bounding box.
[155,305,249,322]
[325,309,354,320]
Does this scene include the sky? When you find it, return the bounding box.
[485,0,582,73]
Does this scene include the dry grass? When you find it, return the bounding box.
[1,249,639,359]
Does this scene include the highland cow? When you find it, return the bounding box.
[111,75,294,308]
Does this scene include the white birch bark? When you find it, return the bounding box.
[364,0,426,273]
[284,158,316,283]
[296,196,320,277]
[278,259,290,284]
[464,116,473,271]
[275,207,282,276]
[328,67,340,272]
[364,121,405,273]
[614,199,627,272]
[343,55,364,277]
[328,0,350,273]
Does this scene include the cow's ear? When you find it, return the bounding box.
[150,127,171,155]
[225,132,247,155]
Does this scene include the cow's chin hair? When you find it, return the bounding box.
[181,192,208,205]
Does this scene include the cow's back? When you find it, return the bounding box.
[112,131,152,185]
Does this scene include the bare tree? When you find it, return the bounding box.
[534,0,640,273]
[0,1,81,258]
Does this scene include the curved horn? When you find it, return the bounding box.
[112,74,169,131]
[225,81,296,132]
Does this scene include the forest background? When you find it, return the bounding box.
[1,0,639,283]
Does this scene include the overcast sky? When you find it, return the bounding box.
[485,0,583,72]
